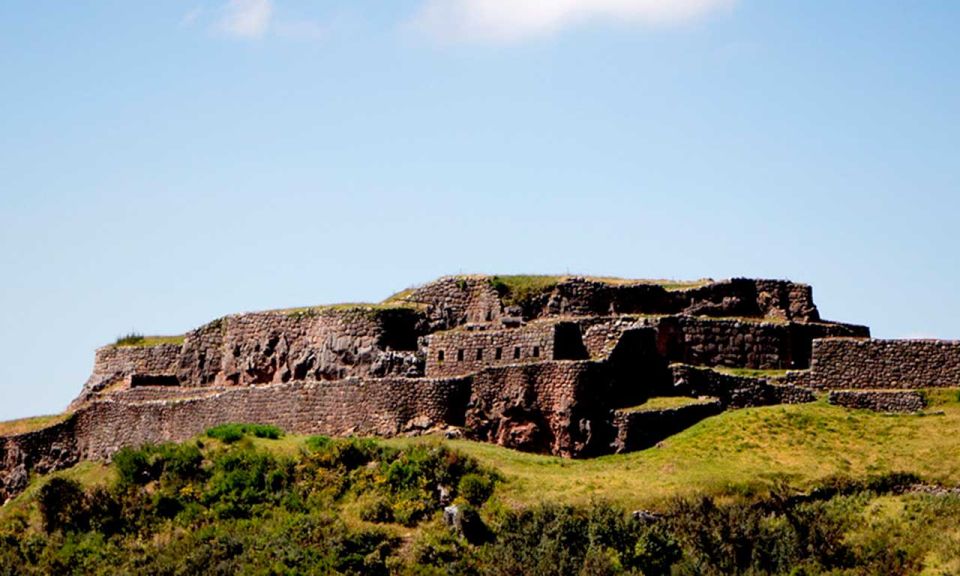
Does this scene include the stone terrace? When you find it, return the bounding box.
[2,274,957,503]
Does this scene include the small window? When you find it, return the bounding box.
[457,349,464,362]
[476,348,484,361]
[514,347,521,359]
[532,346,540,358]
[495,347,503,360]
[438,350,445,363]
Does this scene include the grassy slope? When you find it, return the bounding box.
[6,390,960,517]
[386,390,960,510]
[0,414,70,436]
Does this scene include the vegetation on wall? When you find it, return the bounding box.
[113,333,185,348]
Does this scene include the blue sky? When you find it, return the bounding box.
[1,1,958,420]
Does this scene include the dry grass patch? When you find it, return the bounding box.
[0,414,70,437]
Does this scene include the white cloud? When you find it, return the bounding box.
[218,0,274,39]
[411,0,736,43]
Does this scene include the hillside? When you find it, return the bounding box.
[3,393,960,574]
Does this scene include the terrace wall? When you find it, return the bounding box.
[537,278,822,322]
[669,365,816,408]
[70,344,182,409]
[652,317,868,370]
[808,339,960,389]
[424,322,587,378]
[828,389,927,413]
[72,308,426,408]
[465,361,614,458]
[404,276,504,329]
[611,401,724,453]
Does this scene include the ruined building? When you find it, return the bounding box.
[2,275,960,502]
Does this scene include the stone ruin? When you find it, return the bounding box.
[2,274,959,502]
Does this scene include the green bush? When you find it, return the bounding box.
[113,443,205,487]
[203,449,293,519]
[458,473,495,506]
[205,423,284,443]
[114,332,144,346]
[38,478,89,534]
[358,495,395,523]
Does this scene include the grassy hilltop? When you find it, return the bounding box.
[3,393,960,574]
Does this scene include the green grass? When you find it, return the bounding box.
[488,275,565,306]
[277,301,424,318]
[487,275,711,307]
[0,460,114,529]
[711,366,793,379]
[619,396,718,413]
[113,334,185,348]
[379,390,960,510]
[205,423,283,443]
[10,389,960,517]
[0,414,71,437]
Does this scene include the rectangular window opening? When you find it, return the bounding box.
[476,348,484,361]
[457,349,464,362]
[495,347,503,360]
[513,347,521,359]
[533,346,540,358]
[438,350,445,363]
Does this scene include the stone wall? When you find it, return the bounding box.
[70,344,182,409]
[71,308,427,408]
[404,276,504,329]
[72,376,470,462]
[808,339,960,389]
[670,365,816,408]
[400,276,823,326]
[651,317,868,371]
[0,419,79,504]
[6,376,473,503]
[424,322,573,378]
[611,401,724,453]
[465,361,614,458]
[536,278,821,322]
[828,390,927,413]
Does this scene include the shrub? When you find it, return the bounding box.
[38,477,89,533]
[113,446,155,486]
[458,473,495,506]
[203,449,293,519]
[392,495,433,527]
[113,443,205,488]
[358,495,394,523]
[205,423,283,443]
[114,332,144,346]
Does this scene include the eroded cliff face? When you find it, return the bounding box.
[71,307,427,408]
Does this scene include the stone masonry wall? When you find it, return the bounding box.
[828,390,927,413]
[404,276,504,330]
[72,377,470,463]
[537,278,821,322]
[401,276,822,326]
[424,323,559,378]
[670,365,816,408]
[183,308,425,387]
[808,339,960,389]
[0,419,79,504]
[72,308,426,408]
[611,401,724,453]
[6,376,471,503]
[465,361,613,458]
[652,317,868,371]
[70,344,182,409]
